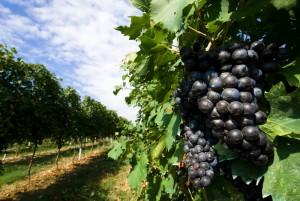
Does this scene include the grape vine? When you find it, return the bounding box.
[110,0,300,200]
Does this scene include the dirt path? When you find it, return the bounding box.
[0,149,112,201]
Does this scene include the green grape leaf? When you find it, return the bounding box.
[108,138,126,160]
[260,82,300,139]
[263,137,300,201]
[150,0,196,33]
[214,143,238,162]
[128,152,149,189]
[280,59,300,87]
[151,135,166,160]
[271,0,297,9]
[162,175,176,196]
[168,141,184,165]
[165,113,181,150]
[231,159,267,183]
[130,0,150,11]
[206,0,232,33]
[116,14,150,40]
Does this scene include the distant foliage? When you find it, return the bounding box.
[0,44,128,151]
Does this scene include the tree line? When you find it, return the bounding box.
[0,44,128,174]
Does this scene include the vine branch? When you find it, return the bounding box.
[188,26,211,41]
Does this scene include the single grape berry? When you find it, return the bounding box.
[211,119,225,129]
[216,100,229,114]
[250,41,265,53]
[189,134,199,144]
[221,88,241,102]
[226,129,243,145]
[255,111,267,124]
[224,119,238,130]
[218,50,231,63]
[220,64,233,72]
[228,101,244,116]
[238,77,256,91]
[200,176,211,187]
[240,91,253,102]
[210,107,221,118]
[242,126,260,141]
[207,90,221,103]
[209,77,223,92]
[247,49,259,61]
[198,98,214,114]
[232,64,249,77]
[253,87,263,98]
[232,48,248,63]
[223,74,238,88]
[243,103,257,115]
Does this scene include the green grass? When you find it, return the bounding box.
[7,151,133,201]
[0,144,99,186]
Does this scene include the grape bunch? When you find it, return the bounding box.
[175,41,287,188]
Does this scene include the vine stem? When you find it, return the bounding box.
[188,26,211,40]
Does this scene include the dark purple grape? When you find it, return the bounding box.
[211,129,224,138]
[264,142,274,155]
[238,77,256,91]
[226,129,243,145]
[247,49,259,61]
[240,117,255,126]
[198,98,214,114]
[209,77,223,91]
[250,41,265,53]
[195,145,203,152]
[254,154,269,166]
[240,91,253,103]
[200,162,210,170]
[206,169,214,177]
[242,126,260,141]
[228,101,244,116]
[220,72,231,80]
[192,81,207,94]
[211,119,225,129]
[203,70,218,82]
[193,42,201,52]
[253,87,263,98]
[241,139,253,150]
[243,103,257,115]
[188,169,198,179]
[257,132,267,147]
[232,64,249,77]
[200,176,211,187]
[227,42,243,52]
[249,148,261,158]
[232,48,248,63]
[216,100,229,114]
[210,107,221,119]
[223,74,238,88]
[198,138,207,146]
[207,90,221,103]
[184,59,196,71]
[255,111,267,124]
[250,68,263,81]
[206,152,215,162]
[189,134,199,144]
[195,130,205,137]
[220,64,232,72]
[225,119,238,130]
[221,88,240,102]
[180,47,193,61]
[218,50,231,63]
[198,152,207,162]
[197,168,206,177]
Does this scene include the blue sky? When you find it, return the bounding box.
[0,0,139,120]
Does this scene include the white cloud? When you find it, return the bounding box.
[0,0,140,121]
